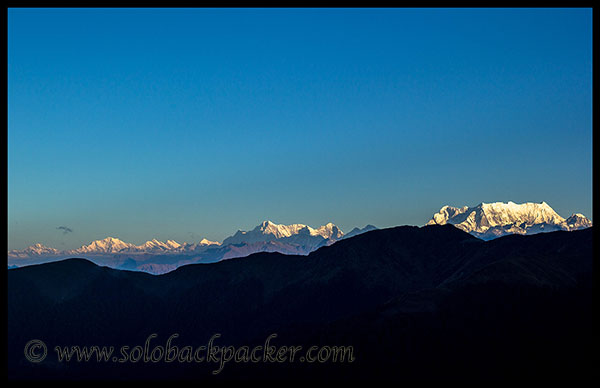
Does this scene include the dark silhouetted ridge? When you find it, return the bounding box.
[7,226,593,380]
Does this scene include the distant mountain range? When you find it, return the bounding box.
[7,237,221,258]
[341,224,378,239]
[222,220,344,245]
[7,201,592,273]
[7,225,593,380]
[7,221,378,273]
[426,201,591,240]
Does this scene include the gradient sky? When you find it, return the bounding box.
[8,8,593,250]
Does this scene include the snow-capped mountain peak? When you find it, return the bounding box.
[256,220,305,238]
[427,201,591,240]
[565,213,593,230]
[71,237,135,254]
[8,243,60,258]
[136,239,172,251]
[312,222,344,240]
[199,238,220,246]
[222,220,344,245]
[165,240,181,249]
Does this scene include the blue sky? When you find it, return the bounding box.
[8,8,593,250]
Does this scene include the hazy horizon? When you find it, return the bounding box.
[8,8,592,251]
[7,200,593,251]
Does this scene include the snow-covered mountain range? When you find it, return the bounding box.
[7,221,377,273]
[9,237,222,258]
[222,220,344,249]
[8,202,592,274]
[426,201,592,240]
[7,243,61,258]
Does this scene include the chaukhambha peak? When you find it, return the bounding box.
[426,201,592,240]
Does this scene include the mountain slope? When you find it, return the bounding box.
[342,224,378,239]
[7,226,593,380]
